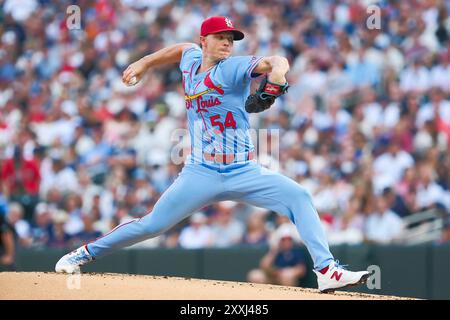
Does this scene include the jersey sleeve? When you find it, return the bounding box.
[179,44,202,73]
[219,55,263,87]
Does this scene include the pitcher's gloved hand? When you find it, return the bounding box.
[245,76,289,113]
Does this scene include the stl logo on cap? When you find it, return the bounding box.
[225,17,233,28]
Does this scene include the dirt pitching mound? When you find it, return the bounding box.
[0,272,413,300]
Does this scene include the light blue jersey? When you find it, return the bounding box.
[180,45,262,163]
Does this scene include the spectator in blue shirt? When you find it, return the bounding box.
[247,227,307,286]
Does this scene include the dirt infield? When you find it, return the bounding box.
[0,272,413,300]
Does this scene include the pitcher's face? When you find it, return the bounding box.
[201,32,234,62]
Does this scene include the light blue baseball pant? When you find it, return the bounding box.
[87,160,334,270]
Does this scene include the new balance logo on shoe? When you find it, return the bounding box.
[331,271,343,281]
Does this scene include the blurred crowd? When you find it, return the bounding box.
[1,0,450,259]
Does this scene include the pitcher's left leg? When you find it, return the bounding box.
[225,163,334,270]
[225,162,370,292]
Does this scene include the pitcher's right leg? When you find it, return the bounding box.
[55,164,223,272]
[88,163,224,258]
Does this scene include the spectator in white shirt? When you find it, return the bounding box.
[328,197,364,245]
[430,54,450,93]
[6,202,32,247]
[325,60,353,98]
[415,165,448,211]
[416,87,450,129]
[364,196,404,244]
[62,193,85,237]
[313,97,352,140]
[40,153,79,198]
[178,212,214,249]
[4,0,38,22]
[373,137,415,193]
[382,83,402,129]
[400,59,431,94]
[210,201,245,248]
[292,59,327,99]
[361,87,383,133]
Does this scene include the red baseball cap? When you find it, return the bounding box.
[200,16,244,41]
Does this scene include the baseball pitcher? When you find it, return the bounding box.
[55,16,369,293]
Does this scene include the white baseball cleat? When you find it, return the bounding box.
[55,245,94,274]
[314,260,370,293]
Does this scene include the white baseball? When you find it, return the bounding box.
[128,76,138,86]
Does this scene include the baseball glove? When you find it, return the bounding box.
[245,76,289,113]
